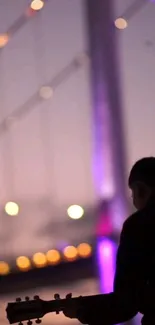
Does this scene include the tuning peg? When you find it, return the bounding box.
[27,321,33,325]
[54,293,60,314]
[35,319,42,324]
[34,295,40,300]
[25,296,30,301]
[16,297,22,302]
[54,293,60,300]
[66,293,72,299]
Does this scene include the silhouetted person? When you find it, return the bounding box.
[63,157,155,325]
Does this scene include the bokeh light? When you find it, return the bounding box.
[5,201,19,216]
[102,244,112,257]
[46,249,61,265]
[0,261,10,275]
[25,7,36,17]
[0,33,9,48]
[97,239,117,293]
[75,53,90,66]
[77,243,92,258]
[16,256,31,271]
[63,246,78,261]
[30,0,44,11]
[32,252,47,267]
[67,205,84,219]
[114,18,128,30]
[39,86,54,99]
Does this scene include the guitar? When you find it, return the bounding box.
[6,293,87,324]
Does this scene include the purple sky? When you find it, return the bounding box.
[0,0,155,258]
[115,0,155,171]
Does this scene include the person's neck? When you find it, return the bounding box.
[146,194,155,206]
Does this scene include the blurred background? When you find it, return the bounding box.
[0,0,155,324]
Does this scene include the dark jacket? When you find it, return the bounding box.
[77,199,155,325]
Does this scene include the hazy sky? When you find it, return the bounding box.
[115,0,155,169]
[0,0,94,258]
[0,0,155,257]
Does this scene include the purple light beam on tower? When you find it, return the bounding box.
[97,238,117,293]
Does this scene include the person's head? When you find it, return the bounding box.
[128,157,155,210]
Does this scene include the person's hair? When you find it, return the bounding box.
[128,157,155,188]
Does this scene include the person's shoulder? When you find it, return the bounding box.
[119,211,141,243]
[123,209,143,231]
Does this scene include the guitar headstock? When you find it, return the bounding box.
[6,294,62,324]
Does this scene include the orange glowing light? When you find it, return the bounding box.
[46,250,61,265]
[32,252,47,267]
[16,256,31,271]
[0,34,9,48]
[77,243,92,258]
[30,0,44,11]
[0,261,10,275]
[63,246,78,261]
[114,18,128,30]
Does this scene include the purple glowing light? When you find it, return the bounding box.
[97,238,117,293]
[96,213,113,236]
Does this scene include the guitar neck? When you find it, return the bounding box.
[44,296,82,313]
[44,294,101,314]
[6,293,104,324]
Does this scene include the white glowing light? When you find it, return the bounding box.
[67,205,84,220]
[5,202,19,216]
